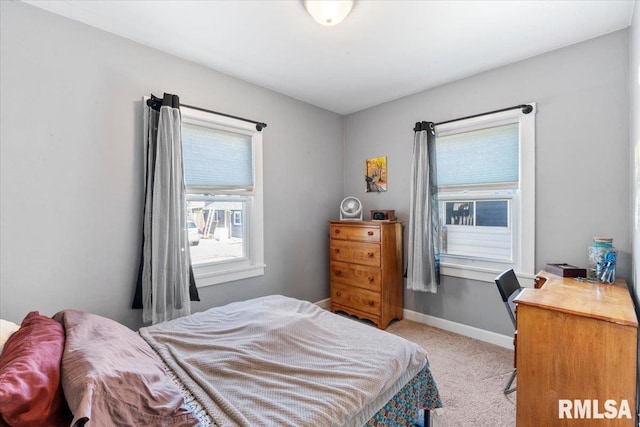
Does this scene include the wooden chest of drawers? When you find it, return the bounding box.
[329,220,403,329]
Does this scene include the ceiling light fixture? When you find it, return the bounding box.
[303,0,354,26]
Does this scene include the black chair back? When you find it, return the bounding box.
[495,269,523,328]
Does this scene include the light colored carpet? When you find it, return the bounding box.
[386,319,516,427]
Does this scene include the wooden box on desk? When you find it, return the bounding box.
[545,263,586,277]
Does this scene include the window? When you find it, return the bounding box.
[232,211,242,226]
[442,200,511,261]
[435,105,535,282]
[181,106,264,287]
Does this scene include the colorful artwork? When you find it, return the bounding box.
[365,156,387,192]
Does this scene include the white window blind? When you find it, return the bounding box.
[436,123,519,187]
[182,123,253,192]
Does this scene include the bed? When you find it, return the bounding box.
[0,295,441,427]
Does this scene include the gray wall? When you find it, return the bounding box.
[344,30,631,336]
[0,1,344,329]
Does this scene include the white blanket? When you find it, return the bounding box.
[139,295,427,427]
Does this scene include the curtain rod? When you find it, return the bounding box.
[414,104,533,132]
[146,95,267,131]
[181,103,267,132]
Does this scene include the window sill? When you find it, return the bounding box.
[194,263,266,288]
[441,263,536,286]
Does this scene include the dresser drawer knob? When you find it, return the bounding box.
[368,276,374,282]
[368,300,375,306]
[367,252,374,258]
[334,229,340,234]
[334,248,340,253]
[336,291,342,297]
[367,231,374,236]
[334,270,342,276]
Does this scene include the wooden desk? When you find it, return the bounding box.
[514,271,637,426]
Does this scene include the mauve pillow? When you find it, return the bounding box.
[0,311,70,427]
[53,310,197,427]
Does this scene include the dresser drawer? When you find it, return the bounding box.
[332,283,381,316]
[330,224,380,242]
[330,261,381,292]
[330,240,380,266]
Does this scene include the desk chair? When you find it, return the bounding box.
[495,269,523,395]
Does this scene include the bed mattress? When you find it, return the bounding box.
[140,295,441,426]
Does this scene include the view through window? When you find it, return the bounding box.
[186,199,246,264]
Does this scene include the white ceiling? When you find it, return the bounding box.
[24,0,636,115]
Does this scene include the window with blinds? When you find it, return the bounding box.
[434,105,535,282]
[436,123,518,263]
[180,106,264,287]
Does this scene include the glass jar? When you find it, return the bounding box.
[588,245,606,281]
[598,249,617,284]
[587,237,615,283]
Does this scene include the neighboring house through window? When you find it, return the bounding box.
[435,104,535,282]
[181,106,265,287]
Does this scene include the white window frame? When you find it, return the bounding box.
[181,106,265,287]
[435,104,535,283]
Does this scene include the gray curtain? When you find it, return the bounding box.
[407,121,440,293]
[133,93,198,324]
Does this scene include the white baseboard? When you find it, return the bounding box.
[315,299,512,350]
[403,309,514,350]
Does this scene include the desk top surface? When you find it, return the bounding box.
[514,270,638,327]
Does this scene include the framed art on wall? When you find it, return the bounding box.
[366,156,387,192]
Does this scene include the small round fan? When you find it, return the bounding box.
[340,196,363,220]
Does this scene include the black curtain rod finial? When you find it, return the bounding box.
[521,104,533,114]
[147,93,180,111]
[413,121,435,134]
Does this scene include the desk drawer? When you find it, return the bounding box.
[330,224,380,242]
[330,240,380,266]
[332,283,381,316]
[330,261,381,292]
